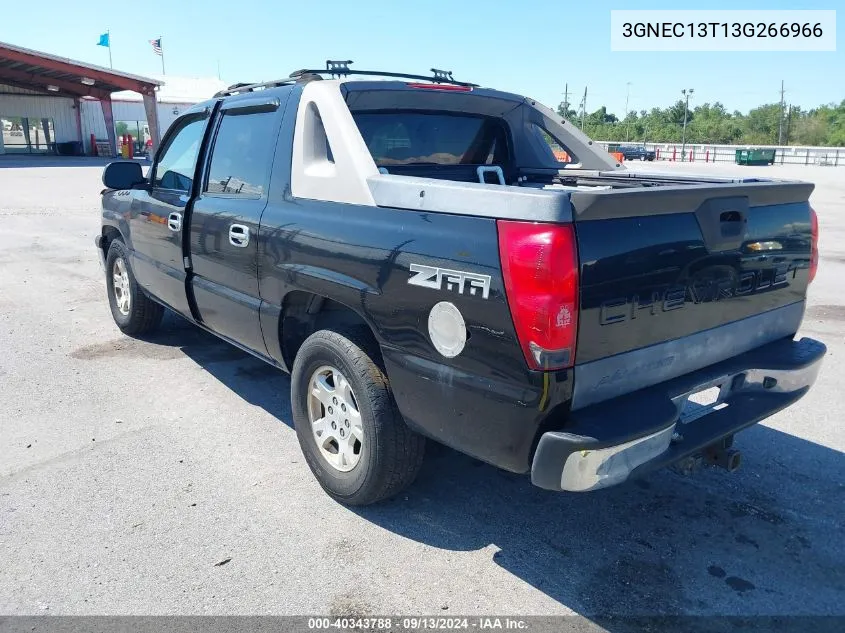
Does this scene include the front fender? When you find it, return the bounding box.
[100,189,135,251]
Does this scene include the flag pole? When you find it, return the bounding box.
[160,36,165,75]
[107,29,112,68]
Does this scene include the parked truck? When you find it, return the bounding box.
[96,62,824,505]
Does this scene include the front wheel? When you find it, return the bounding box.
[291,328,426,505]
[105,239,163,335]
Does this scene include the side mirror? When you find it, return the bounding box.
[102,161,145,190]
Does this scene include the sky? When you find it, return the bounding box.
[3,0,843,116]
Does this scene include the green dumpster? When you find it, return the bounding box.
[735,148,777,166]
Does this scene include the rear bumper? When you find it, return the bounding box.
[531,336,826,492]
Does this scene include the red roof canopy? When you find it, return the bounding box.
[0,41,162,100]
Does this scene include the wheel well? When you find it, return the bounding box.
[100,226,123,256]
[280,291,377,369]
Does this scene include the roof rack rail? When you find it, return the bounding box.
[213,78,296,97]
[288,60,478,87]
[213,61,477,98]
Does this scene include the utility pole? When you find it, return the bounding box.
[778,80,786,145]
[624,82,632,142]
[785,104,794,145]
[580,86,587,132]
[561,83,570,118]
[681,87,694,161]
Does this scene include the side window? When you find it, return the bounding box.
[153,117,206,191]
[205,110,277,198]
[531,123,574,165]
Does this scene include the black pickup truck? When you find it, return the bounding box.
[617,144,656,161]
[96,63,824,505]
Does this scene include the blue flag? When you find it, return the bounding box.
[97,33,110,47]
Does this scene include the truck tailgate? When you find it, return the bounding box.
[569,180,815,409]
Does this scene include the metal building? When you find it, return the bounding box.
[79,76,227,156]
[0,41,162,157]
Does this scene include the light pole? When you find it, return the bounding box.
[624,82,632,142]
[681,88,694,161]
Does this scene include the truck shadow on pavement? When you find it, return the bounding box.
[157,314,844,624]
[358,436,845,624]
[154,312,295,428]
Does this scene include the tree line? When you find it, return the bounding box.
[558,99,845,147]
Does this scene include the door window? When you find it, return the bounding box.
[205,110,278,198]
[153,116,206,191]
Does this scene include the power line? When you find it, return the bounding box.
[778,80,786,145]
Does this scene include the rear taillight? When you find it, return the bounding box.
[809,206,819,284]
[497,220,579,370]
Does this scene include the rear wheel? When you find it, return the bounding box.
[291,328,426,505]
[105,239,163,335]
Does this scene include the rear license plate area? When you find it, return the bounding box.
[680,386,728,424]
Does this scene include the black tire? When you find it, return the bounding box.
[291,328,426,506]
[105,239,164,336]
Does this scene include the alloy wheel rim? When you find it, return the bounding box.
[306,365,363,472]
[112,258,131,315]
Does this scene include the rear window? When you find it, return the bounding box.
[531,124,575,165]
[352,112,508,166]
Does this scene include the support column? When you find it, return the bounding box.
[75,98,84,153]
[100,96,117,157]
[41,118,52,152]
[21,118,31,152]
[142,92,162,157]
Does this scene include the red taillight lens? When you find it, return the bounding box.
[497,220,579,370]
[809,206,819,284]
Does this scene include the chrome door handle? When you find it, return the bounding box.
[229,224,250,247]
[167,212,182,232]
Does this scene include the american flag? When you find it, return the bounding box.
[149,38,162,56]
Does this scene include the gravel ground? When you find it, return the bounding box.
[0,157,843,624]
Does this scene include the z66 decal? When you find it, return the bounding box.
[408,264,491,299]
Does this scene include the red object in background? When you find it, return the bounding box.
[672,147,677,161]
[706,150,710,162]
[127,135,134,159]
[406,83,472,92]
[90,133,97,156]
